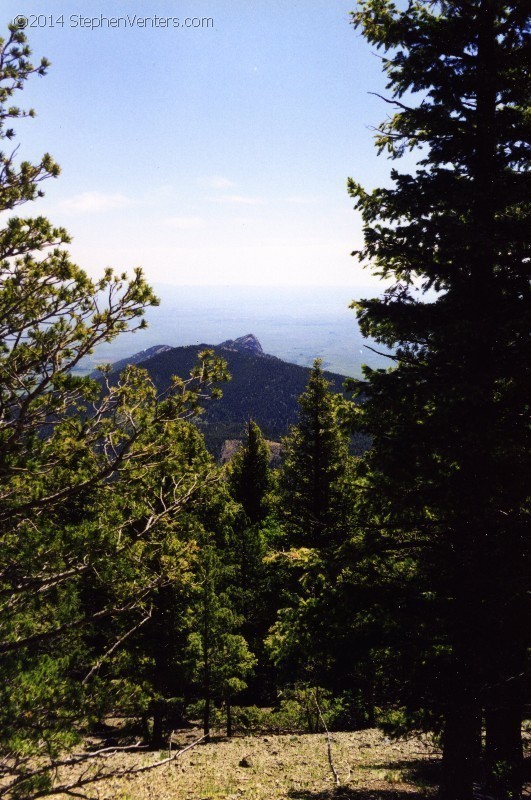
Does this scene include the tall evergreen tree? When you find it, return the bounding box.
[279,360,351,549]
[185,538,256,739]
[349,3,529,798]
[269,362,358,691]
[227,421,279,703]
[228,420,271,525]
[105,421,230,748]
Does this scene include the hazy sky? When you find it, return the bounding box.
[2,1,395,287]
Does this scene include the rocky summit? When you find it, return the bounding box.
[219,333,264,356]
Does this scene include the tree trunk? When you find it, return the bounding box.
[203,692,211,741]
[202,589,211,742]
[364,657,376,728]
[226,697,232,738]
[203,636,211,740]
[439,523,483,800]
[203,645,211,742]
[486,705,523,799]
[485,640,524,799]
[151,699,164,748]
[440,705,480,800]
[141,713,150,744]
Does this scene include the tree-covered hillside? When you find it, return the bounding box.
[101,335,369,456]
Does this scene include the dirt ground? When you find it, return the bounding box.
[53,727,441,800]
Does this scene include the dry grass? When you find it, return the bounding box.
[52,727,440,800]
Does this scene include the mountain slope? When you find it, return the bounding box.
[91,344,173,376]
[103,335,367,456]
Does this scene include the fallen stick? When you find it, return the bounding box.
[2,734,208,799]
[314,692,341,787]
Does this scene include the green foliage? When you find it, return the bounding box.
[267,362,367,713]
[349,2,530,797]
[227,687,362,735]
[228,420,271,524]
[225,704,268,733]
[279,359,353,548]
[184,538,256,737]
[0,22,229,798]
[87,420,233,746]
[1,10,528,800]
[185,699,224,729]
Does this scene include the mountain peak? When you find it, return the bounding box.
[219,333,264,356]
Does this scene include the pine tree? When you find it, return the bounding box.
[185,540,256,739]
[350,3,529,798]
[0,22,230,798]
[279,360,351,549]
[104,421,228,748]
[269,361,358,693]
[228,420,271,525]
[226,421,280,704]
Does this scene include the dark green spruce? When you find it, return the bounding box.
[268,361,360,697]
[350,2,530,798]
[229,420,271,525]
[278,359,352,549]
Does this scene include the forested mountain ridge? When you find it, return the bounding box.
[93,343,173,374]
[100,334,367,455]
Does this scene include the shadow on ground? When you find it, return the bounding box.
[286,759,440,800]
[358,758,440,783]
[288,790,431,800]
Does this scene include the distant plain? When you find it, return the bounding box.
[77,285,392,378]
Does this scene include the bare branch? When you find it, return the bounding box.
[4,735,209,799]
[368,91,415,112]
[314,691,341,787]
[81,611,152,685]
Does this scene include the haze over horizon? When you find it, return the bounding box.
[78,283,393,379]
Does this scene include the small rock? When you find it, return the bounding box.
[239,756,253,768]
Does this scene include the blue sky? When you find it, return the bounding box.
[2,0,395,286]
